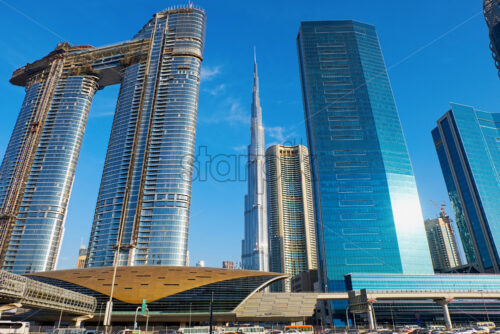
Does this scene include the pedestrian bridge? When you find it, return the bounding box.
[0,270,96,316]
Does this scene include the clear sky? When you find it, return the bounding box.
[0,0,498,269]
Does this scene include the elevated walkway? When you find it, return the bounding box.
[0,270,96,316]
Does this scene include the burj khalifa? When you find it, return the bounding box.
[242,53,269,271]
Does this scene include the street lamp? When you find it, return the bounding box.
[479,290,490,321]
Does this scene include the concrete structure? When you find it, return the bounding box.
[76,246,87,269]
[266,145,316,292]
[424,209,461,272]
[432,103,500,272]
[297,20,433,322]
[24,266,317,324]
[222,261,234,269]
[242,53,269,271]
[86,6,206,268]
[196,260,205,267]
[291,269,318,293]
[484,0,500,76]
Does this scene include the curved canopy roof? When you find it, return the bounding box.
[28,266,285,304]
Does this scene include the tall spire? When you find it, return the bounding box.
[242,49,268,272]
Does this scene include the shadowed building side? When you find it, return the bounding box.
[484,0,500,76]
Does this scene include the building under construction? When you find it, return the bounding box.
[0,6,206,274]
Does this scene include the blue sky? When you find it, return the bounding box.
[0,0,498,269]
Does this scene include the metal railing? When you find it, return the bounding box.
[0,270,96,315]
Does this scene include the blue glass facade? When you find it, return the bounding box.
[432,103,500,272]
[347,272,500,291]
[297,21,433,294]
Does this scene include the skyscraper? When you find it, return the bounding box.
[86,7,206,267]
[242,53,269,271]
[484,0,500,75]
[76,246,88,269]
[297,21,433,295]
[266,144,317,292]
[0,38,151,274]
[432,103,500,273]
[424,209,461,272]
[0,6,205,274]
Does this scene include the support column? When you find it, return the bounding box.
[435,299,453,330]
[0,303,22,318]
[72,314,93,327]
[367,303,376,331]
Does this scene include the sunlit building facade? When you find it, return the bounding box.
[86,7,206,267]
[242,55,269,271]
[0,6,205,274]
[0,43,106,274]
[424,210,461,272]
[266,145,317,292]
[432,103,500,273]
[297,20,433,302]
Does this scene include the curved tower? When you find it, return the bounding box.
[86,6,206,267]
[242,53,269,271]
[484,0,500,75]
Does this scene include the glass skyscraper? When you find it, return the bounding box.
[0,6,205,274]
[432,103,500,273]
[297,20,433,298]
[266,145,317,292]
[86,7,206,267]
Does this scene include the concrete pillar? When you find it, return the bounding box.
[72,314,93,327]
[435,299,452,330]
[367,303,376,331]
[0,303,22,318]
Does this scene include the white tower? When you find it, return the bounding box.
[242,51,269,271]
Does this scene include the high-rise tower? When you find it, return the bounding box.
[266,144,317,292]
[0,6,205,274]
[424,208,461,272]
[297,20,433,298]
[86,7,206,267]
[484,0,500,76]
[242,53,269,271]
[432,103,500,273]
[0,39,152,274]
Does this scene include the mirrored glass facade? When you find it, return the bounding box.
[297,21,433,295]
[432,103,500,273]
[0,6,205,274]
[0,47,100,274]
[86,7,206,267]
